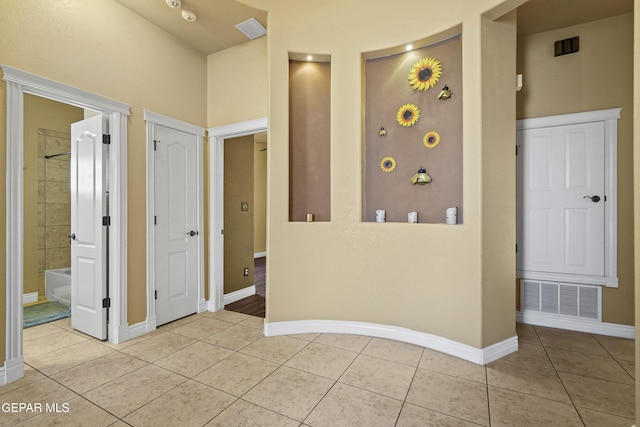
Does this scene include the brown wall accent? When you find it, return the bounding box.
[224,135,255,294]
[289,60,331,222]
[363,35,463,224]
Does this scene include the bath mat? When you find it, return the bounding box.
[23,301,70,328]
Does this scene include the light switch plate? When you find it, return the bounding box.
[241,202,249,211]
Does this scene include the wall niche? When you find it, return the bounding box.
[363,27,463,224]
[289,54,331,222]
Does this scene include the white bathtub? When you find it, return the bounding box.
[45,268,71,307]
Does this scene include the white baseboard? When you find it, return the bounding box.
[198,298,208,314]
[1,356,24,386]
[264,319,518,366]
[517,311,635,339]
[23,292,38,304]
[128,318,156,341]
[254,251,266,259]
[224,286,256,305]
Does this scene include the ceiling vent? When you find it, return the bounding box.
[236,18,267,40]
[165,0,182,9]
[181,10,197,22]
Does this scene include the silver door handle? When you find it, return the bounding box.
[187,230,198,236]
[583,195,601,203]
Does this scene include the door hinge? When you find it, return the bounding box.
[516,244,518,253]
[516,145,519,156]
[604,195,607,202]
[153,140,158,151]
[102,297,111,308]
[155,290,158,300]
[103,134,111,145]
[221,229,224,235]
[102,216,111,226]
[154,215,157,225]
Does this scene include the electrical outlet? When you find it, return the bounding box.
[241,202,249,211]
[243,267,249,276]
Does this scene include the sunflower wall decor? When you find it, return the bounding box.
[380,156,397,173]
[423,131,441,149]
[408,57,442,91]
[396,103,420,127]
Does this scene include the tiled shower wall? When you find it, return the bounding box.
[37,128,71,296]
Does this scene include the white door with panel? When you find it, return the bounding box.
[70,115,108,340]
[154,125,199,326]
[517,121,605,279]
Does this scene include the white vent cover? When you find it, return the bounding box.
[236,18,267,40]
[521,280,601,320]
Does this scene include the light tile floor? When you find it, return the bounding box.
[1,312,635,426]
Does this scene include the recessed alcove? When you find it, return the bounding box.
[288,53,331,222]
[362,26,463,224]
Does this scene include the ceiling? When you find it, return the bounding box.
[113,0,267,56]
[113,0,632,56]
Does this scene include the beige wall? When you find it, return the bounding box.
[517,13,634,325]
[23,95,84,297]
[237,0,523,348]
[634,0,640,416]
[0,0,207,360]
[254,133,267,254]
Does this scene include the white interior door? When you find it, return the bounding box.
[154,125,199,326]
[517,121,605,278]
[70,115,108,339]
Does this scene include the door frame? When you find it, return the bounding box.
[516,107,621,288]
[208,117,267,312]
[1,65,130,384]
[144,110,206,328]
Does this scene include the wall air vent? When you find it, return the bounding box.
[521,279,600,320]
[554,36,579,57]
[236,18,267,40]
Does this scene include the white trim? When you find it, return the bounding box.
[1,65,130,384]
[517,311,635,339]
[22,292,38,304]
[254,251,267,259]
[144,111,206,325]
[127,319,156,341]
[517,270,617,288]
[224,286,256,305]
[264,320,518,365]
[516,108,621,289]
[0,356,24,386]
[208,117,268,312]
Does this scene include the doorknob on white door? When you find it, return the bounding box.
[187,230,198,236]
[583,195,601,202]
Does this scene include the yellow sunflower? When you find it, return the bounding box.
[396,104,420,127]
[408,57,443,91]
[380,156,396,173]
[423,131,441,148]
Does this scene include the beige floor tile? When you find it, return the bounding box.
[0,363,46,395]
[23,329,88,358]
[289,332,321,341]
[49,316,73,330]
[594,335,635,362]
[243,366,334,421]
[206,399,299,427]
[82,364,186,418]
[535,326,608,356]
[285,342,358,380]
[157,314,200,331]
[498,341,553,369]
[107,421,130,427]
[239,315,265,329]
[194,352,279,397]
[18,396,118,427]
[170,317,232,340]
[0,377,78,427]
[26,340,114,376]
[123,380,235,427]
[240,335,308,364]
[419,348,486,384]
[362,337,423,367]
[119,331,196,362]
[200,309,252,323]
[577,407,636,427]
[23,323,63,342]
[488,386,582,427]
[154,341,233,378]
[339,353,416,400]
[52,352,148,394]
[203,324,264,351]
[396,402,481,427]
[618,358,635,379]
[406,369,489,426]
[99,328,165,350]
[516,323,541,345]
[486,358,571,403]
[546,346,634,385]
[314,333,372,353]
[559,372,635,419]
[305,382,403,427]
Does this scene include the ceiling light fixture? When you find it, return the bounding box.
[165,0,182,9]
[181,10,197,22]
[306,55,313,61]
[236,18,267,40]
[406,44,413,51]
